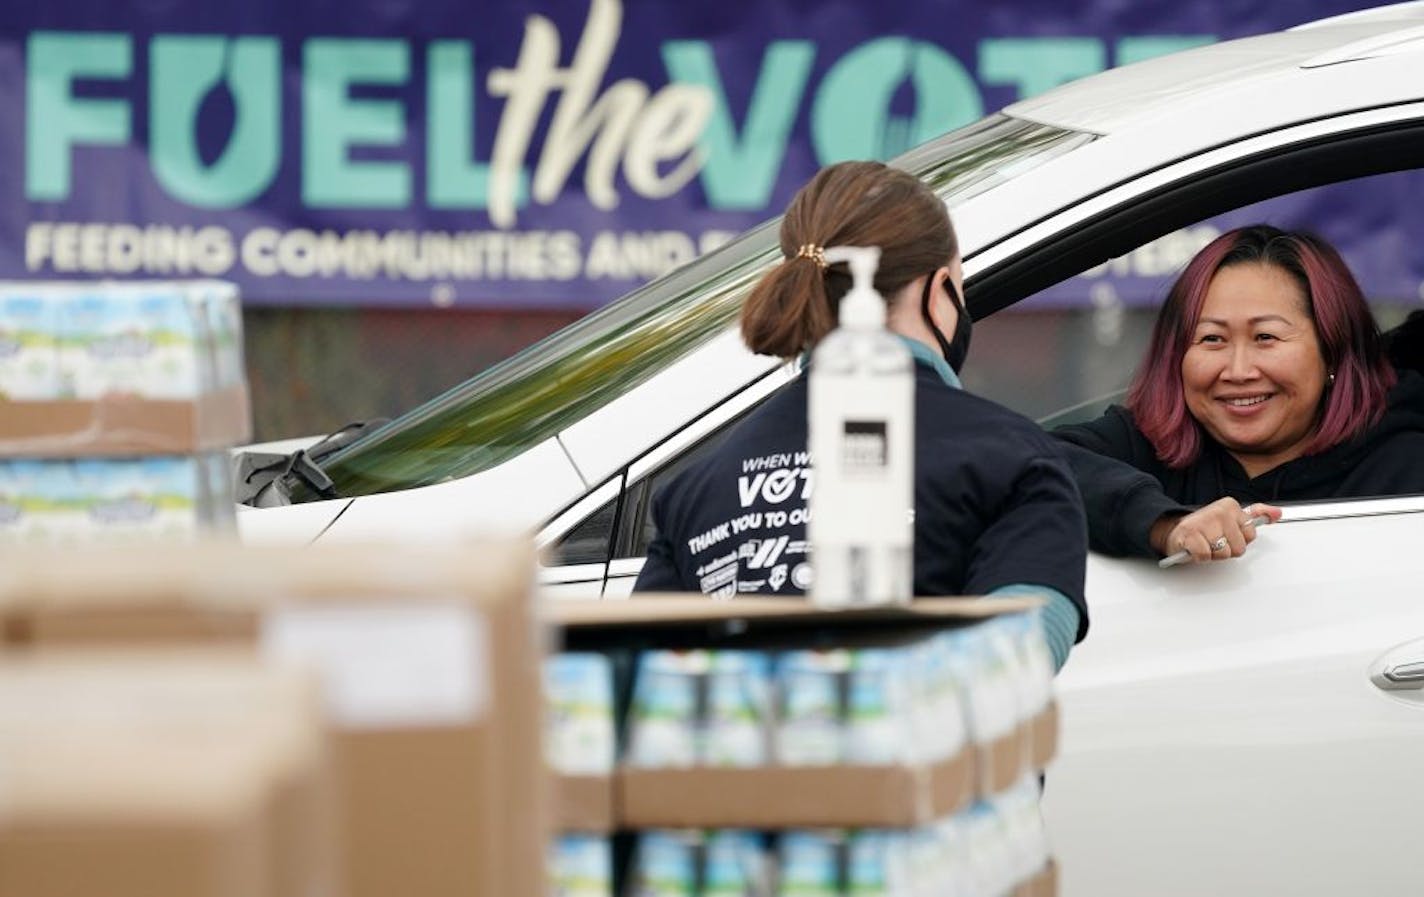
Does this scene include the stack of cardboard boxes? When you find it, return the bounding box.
[548,597,1061,897]
[0,281,250,542]
[0,535,1062,897]
[0,539,547,897]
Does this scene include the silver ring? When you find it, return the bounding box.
[1211,537,1228,551]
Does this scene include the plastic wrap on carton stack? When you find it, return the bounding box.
[607,613,1057,896]
[626,650,774,769]
[0,281,247,542]
[622,618,1050,785]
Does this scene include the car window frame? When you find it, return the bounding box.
[965,101,1424,315]
[538,476,624,585]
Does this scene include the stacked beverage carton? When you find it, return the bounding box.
[546,597,1060,897]
[0,281,250,542]
[546,650,624,897]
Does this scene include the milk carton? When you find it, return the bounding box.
[962,803,1014,897]
[929,814,973,897]
[847,831,911,897]
[59,285,216,400]
[630,831,699,897]
[200,452,238,534]
[76,457,199,539]
[0,461,20,535]
[6,460,83,543]
[777,831,842,897]
[906,828,947,897]
[550,835,613,897]
[62,292,147,399]
[704,830,768,897]
[201,281,245,390]
[992,775,1049,885]
[0,291,60,401]
[844,649,911,765]
[704,651,772,767]
[1005,613,1055,720]
[949,626,1018,748]
[544,653,617,775]
[909,636,968,764]
[626,651,705,768]
[1,457,233,544]
[776,651,848,766]
[135,287,209,399]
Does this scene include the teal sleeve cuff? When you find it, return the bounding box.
[988,584,1081,672]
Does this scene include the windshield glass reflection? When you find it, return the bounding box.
[305,114,1094,500]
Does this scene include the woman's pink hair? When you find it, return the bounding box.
[1126,225,1396,468]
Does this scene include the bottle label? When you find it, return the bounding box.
[842,420,888,474]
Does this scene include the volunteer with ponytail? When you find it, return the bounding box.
[633,161,1089,669]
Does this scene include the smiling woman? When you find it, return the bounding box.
[1052,224,1424,563]
[1180,264,1331,477]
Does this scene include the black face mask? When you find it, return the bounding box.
[920,273,972,374]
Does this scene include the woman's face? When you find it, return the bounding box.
[1181,262,1328,476]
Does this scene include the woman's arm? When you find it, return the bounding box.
[1052,409,1190,558]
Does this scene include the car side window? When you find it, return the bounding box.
[548,497,619,566]
[618,448,707,560]
[616,411,754,560]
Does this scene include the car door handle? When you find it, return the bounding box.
[1370,641,1424,691]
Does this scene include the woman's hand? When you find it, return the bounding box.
[1149,499,1283,563]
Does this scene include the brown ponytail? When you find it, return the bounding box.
[741,161,958,359]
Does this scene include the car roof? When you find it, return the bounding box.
[1006,2,1424,135]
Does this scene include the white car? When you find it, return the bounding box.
[240,6,1424,894]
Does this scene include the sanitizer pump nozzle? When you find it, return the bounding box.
[825,246,884,328]
[808,246,915,608]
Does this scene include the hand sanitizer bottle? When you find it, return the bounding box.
[808,246,914,608]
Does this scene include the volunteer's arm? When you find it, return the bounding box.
[964,452,1090,670]
[988,583,1080,672]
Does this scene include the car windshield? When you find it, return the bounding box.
[306,114,1095,500]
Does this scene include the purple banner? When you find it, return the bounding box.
[0,0,1402,309]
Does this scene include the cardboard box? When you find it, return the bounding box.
[0,539,546,897]
[552,595,1056,828]
[617,750,973,828]
[0,737,272,897]
[0,652,336,897]
[1013,860,1058,897]
[1031,699,1059,771]
[554,773,617,833]
[0,384,251,457]
[0,653,334,897]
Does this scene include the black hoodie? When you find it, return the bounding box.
[1052,370,1424,557]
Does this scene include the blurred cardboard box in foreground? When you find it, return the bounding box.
[0,538,546,897]
[0,653,332,897]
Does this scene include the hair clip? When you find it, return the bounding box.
[795,243,827,270]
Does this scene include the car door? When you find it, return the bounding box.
[1044,496,1424,896]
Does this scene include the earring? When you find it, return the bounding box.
[1328,371,1336,385]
